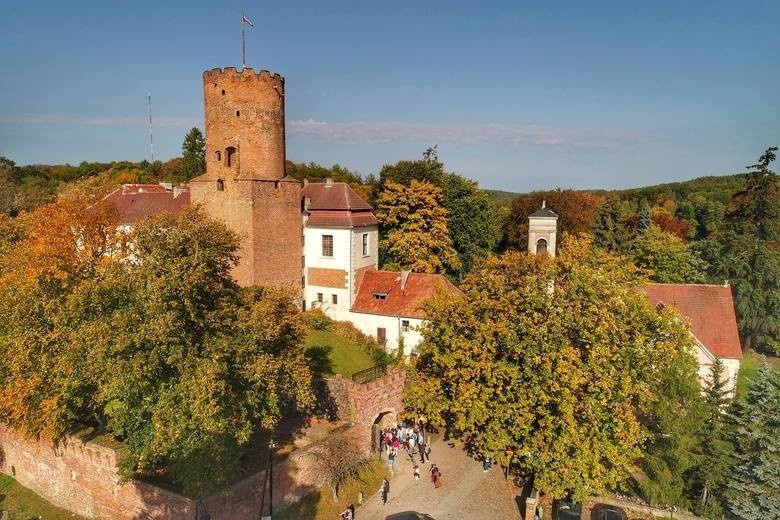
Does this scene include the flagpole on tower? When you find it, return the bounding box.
[241,11,254,70]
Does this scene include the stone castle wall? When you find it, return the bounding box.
[0,370,406,519]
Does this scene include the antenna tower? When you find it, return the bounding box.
[148,90,155,162]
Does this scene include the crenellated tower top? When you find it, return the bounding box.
[202,67,286,181]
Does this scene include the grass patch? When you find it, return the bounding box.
[276,459,388,520]
[737,350,761,397]
[0,474,87,519]
[304,329,377,378]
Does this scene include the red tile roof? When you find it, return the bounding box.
[101,184,190,224]
[351,269,461,318]
[303,182,378,228]
[302,182,373,211]
[641,283,742,359]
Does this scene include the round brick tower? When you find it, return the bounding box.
[202,67,286,180]
[190,67,302,291]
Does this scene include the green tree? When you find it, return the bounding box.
[0,203,314,495]
[405,235,697,500]
[375,180,460,274]
[442,173,500,275]
[630,225,707,283]
[591,195,632,254]
[639,349,705,508]
[723,362,780,519]
[687,358,734,518]
[637,200,652,235]
[0,156,18,216]
[715,147,780,353]
[379,159,444,188]
[181,127,206,180]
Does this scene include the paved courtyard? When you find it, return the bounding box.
[356,439,522,520]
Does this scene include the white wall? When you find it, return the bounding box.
[528,217,558,257]
[347,311,425,356]
[304,227,352,319]
[303,225,378,321]
[692,340,740,398]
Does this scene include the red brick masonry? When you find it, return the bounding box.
[0,368,406,519]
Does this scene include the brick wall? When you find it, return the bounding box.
[0,425,193,519]
[0,370,407,519]
[202,67,285,182]
[190,178,302,289]
[308,267,348,289]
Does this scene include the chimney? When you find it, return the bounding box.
[400,270,411,291]
[325,178,334,187]
[542,199,546,209]
[304,196,312,212]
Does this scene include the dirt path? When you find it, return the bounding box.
[356,439,521,520]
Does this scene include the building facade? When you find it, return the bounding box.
[189,67,302,289]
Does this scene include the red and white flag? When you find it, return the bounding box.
[242,14,254,27]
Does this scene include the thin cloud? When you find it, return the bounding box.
[287,119,645,149]
[0,113,647,149]
[0,113,198,127]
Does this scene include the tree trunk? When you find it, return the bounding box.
[330,484,339,502]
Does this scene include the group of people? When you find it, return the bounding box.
[340,420,443,517]
[379,421,431,476]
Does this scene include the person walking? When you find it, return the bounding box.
[379,478,390,506]
[414,465,421,484]
[387,449,395,476]
[340,504,355,519]
[430,463,442,488]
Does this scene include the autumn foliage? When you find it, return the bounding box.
[0,202,313,495]
[404,235,698,500]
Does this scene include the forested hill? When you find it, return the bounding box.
[487,172,747,205]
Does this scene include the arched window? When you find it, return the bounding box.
[536,238,548,254]
[226,146,237,168]
[216,179,224,191]
[215,150,221,162]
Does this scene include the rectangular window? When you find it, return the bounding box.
[322,235,333,257]
[332,294,338,305]
[377,327,387,346]
[362,233,369,256]
[402,320,410,332]
[317,293,323,303]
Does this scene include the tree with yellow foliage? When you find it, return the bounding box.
[375,179,460,274]
[405,235,698,501]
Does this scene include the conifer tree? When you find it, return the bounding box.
[723,362,780,519]
[181,127,206,180]
[688,358,734,518]
[715,147,780,353]
[637,200,653,235]
[591,195,631,254]
[639,349,705,508]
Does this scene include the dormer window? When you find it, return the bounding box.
[655,301,665,311]
[373,293,387,301]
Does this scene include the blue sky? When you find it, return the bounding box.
[0,1,778,191]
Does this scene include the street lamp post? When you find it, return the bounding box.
[259,439,276,520]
